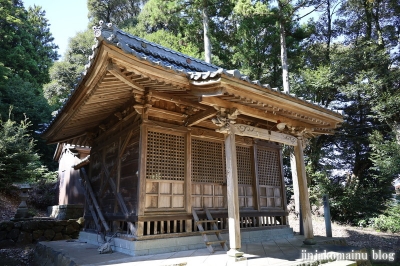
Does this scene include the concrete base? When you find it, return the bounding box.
[48,204,84,220]
[79,227,294,256]
[303,238,317,245]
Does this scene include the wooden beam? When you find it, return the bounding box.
[150,91,206,110]
[107,62,145,92]
[232,124,298,146]
[185,108,217,127]
[147,107,187,122]
[200,96,318,129]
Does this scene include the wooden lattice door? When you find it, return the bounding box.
[145,130,186,210]
[191,138,225,209]
[237,145,255,209]
[256,146,284,209]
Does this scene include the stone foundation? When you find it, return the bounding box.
[48,204,84,220]
[0,219,83,247]
[79,226,294,256]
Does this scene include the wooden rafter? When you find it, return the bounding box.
[107,62,145,92]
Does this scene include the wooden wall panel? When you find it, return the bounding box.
[119,129,140,215]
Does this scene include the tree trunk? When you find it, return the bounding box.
[278,1,290,93]
[395,123,400,146]
[202,2,211,63]
[363,0,373,40]
[326,0,332,61]
[371,0,384,47]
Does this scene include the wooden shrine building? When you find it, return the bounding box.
[42,22,343,256]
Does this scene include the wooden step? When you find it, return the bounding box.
[206,240,226,245]
[196,220,219,224]
[199,230,221,234]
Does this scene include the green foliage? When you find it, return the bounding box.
[87,0,142,28]
[0,0,58,171]
[127,0,236,66]
[0,111,55,190]
[125,28,201,58]
[373,204,400,233]
[43,29,95,110]
[0,0,58,87]
[370,131,400,181]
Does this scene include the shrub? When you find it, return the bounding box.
[0,109,55,190]
[372,204,400,233]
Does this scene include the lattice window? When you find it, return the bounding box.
[257,147,281,187]
[191,139,224,183]
[237,146,252,185]
[146,131,185,180]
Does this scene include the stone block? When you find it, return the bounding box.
[17,231,32,244]
[53,225,64,233]
[65,222,79,234]
[0,239,15,248]
[7,228,20,241]
[44,229,55,240]
[32,230,43,240]
[0,221,13,231]
[53,233,63,241]
[13,222,21,228]
[38,221,55,230]
[0,230,7,241]
[21,221,38,231]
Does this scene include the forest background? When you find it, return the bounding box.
[0,0,399,231]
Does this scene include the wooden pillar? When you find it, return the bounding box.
[224,125,244,257]
[136,123,148,237]
[294,137,315,244]
[290,149,300,214]
[185,131,192,233]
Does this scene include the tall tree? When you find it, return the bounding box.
[87,0,145,28]
[0,0,59,171]
[128,0,235,65]
[44,29,95,111]
[274,0,320,93]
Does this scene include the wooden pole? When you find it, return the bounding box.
[294,137,315,244]
[224,125,244,257]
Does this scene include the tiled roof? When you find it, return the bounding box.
[43,21,342,135]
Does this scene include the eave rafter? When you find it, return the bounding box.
[107,61,145,92]
[104,45,190,90]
